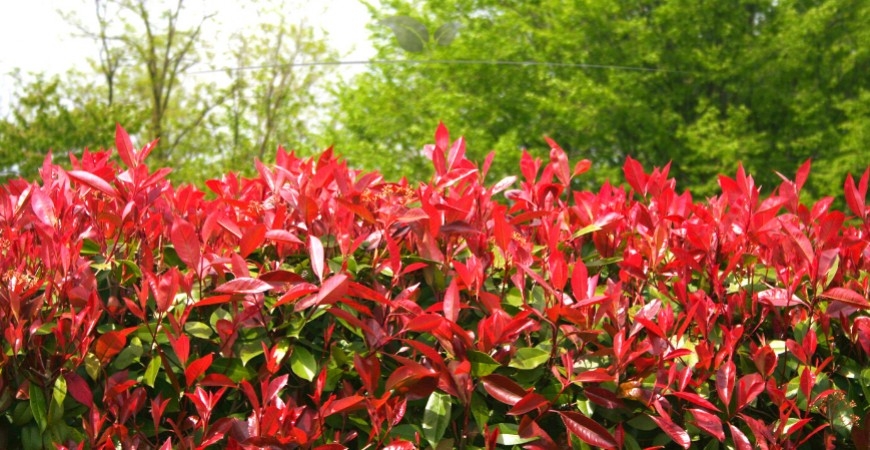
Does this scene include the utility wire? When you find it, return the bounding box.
[184,59,696,75]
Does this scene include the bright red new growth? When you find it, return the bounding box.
[1,124,867,449]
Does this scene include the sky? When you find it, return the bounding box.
[0,0,376,115]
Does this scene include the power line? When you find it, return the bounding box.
[184,59,696,75]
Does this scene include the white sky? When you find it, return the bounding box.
[0,0,375,115]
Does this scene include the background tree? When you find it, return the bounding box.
[205,4,337,178]
[328,0,870,197]
[1,0,336,182]
[0,71,144,180]
[67,0,223,163]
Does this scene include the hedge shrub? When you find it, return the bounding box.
[1,124,869,449]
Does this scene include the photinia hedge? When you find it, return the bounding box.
[1,123,870,449]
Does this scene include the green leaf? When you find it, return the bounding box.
[184,321,214,339]
[495,423,537,445]
[211,358,256,382]
[508,347,551,370]
[35,322,56,336]
[290,346,317,381]
[422,391,451,448]
[381,15,429,52]
[30,384,48,432]
[22,425,43,450]
[470,391,490,431]
[239,339,265,366]
[468,350,501,377]
[48,376,66,425]
[144,357,162,388]
[112,340,144,369]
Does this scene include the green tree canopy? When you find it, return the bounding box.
[0,71,144,180]
[329,0,870,197]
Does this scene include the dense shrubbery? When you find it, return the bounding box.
[1,124,870,449]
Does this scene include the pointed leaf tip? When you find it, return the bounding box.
[115,123,136,168]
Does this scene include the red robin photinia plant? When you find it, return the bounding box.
[1,123,869,449]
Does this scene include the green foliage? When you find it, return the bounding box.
[330,0,870,198]
[0,72,144,180]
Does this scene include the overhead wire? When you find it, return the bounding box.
[183,58,697,75]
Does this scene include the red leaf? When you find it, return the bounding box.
[171,218,200,271]
[239,223,266,258]
[63,371,93,408]
[508,391,549,416]
[384,363,436,394]
[185,353,213,386]
[115,123,136,168]
[312,273,349,307]
[717,360,736,411]
[844,172,866,218]
[647,413,690,449]
[584,387,625,410]
[819,287,870,308]
[354,354,380,394]
[444,278,460,323]
[571,260,589,301]
[800,366,814,401]
[670,391,721,413]
[167,331,190,365]
[753,345,777,378]
[30,186,57,227]
[559,411,617,448]
[259,270,305,284]
[68,170,117,197]
[406,313,444,332]
[396,207,430,223]
[623,156,648,196]
[729,423,753,450]
[573,368,615,383]
[689,408,725,441]
[265,229,304,245]
[94,328,136,364]
[193,295,233,308]
[573,159,592,177]
[736,373,765,411]
[322,395,365,417]
[200,374,235,387]
[481,374,528,406]
[757,288,808,308]
[309,235,325,282]
[435,121,449,151]
[154,269,179,313]
[215,277,272,294]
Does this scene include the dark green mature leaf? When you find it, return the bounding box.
[381,15,429,52]
[30,384,48,432]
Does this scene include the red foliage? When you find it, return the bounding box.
[1,123,869,449]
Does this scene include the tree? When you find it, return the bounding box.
[0,71,144,180]
[330,0,870,197]
[1,0,337,183]
[66,0,222,163]
[213,6,337,174]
